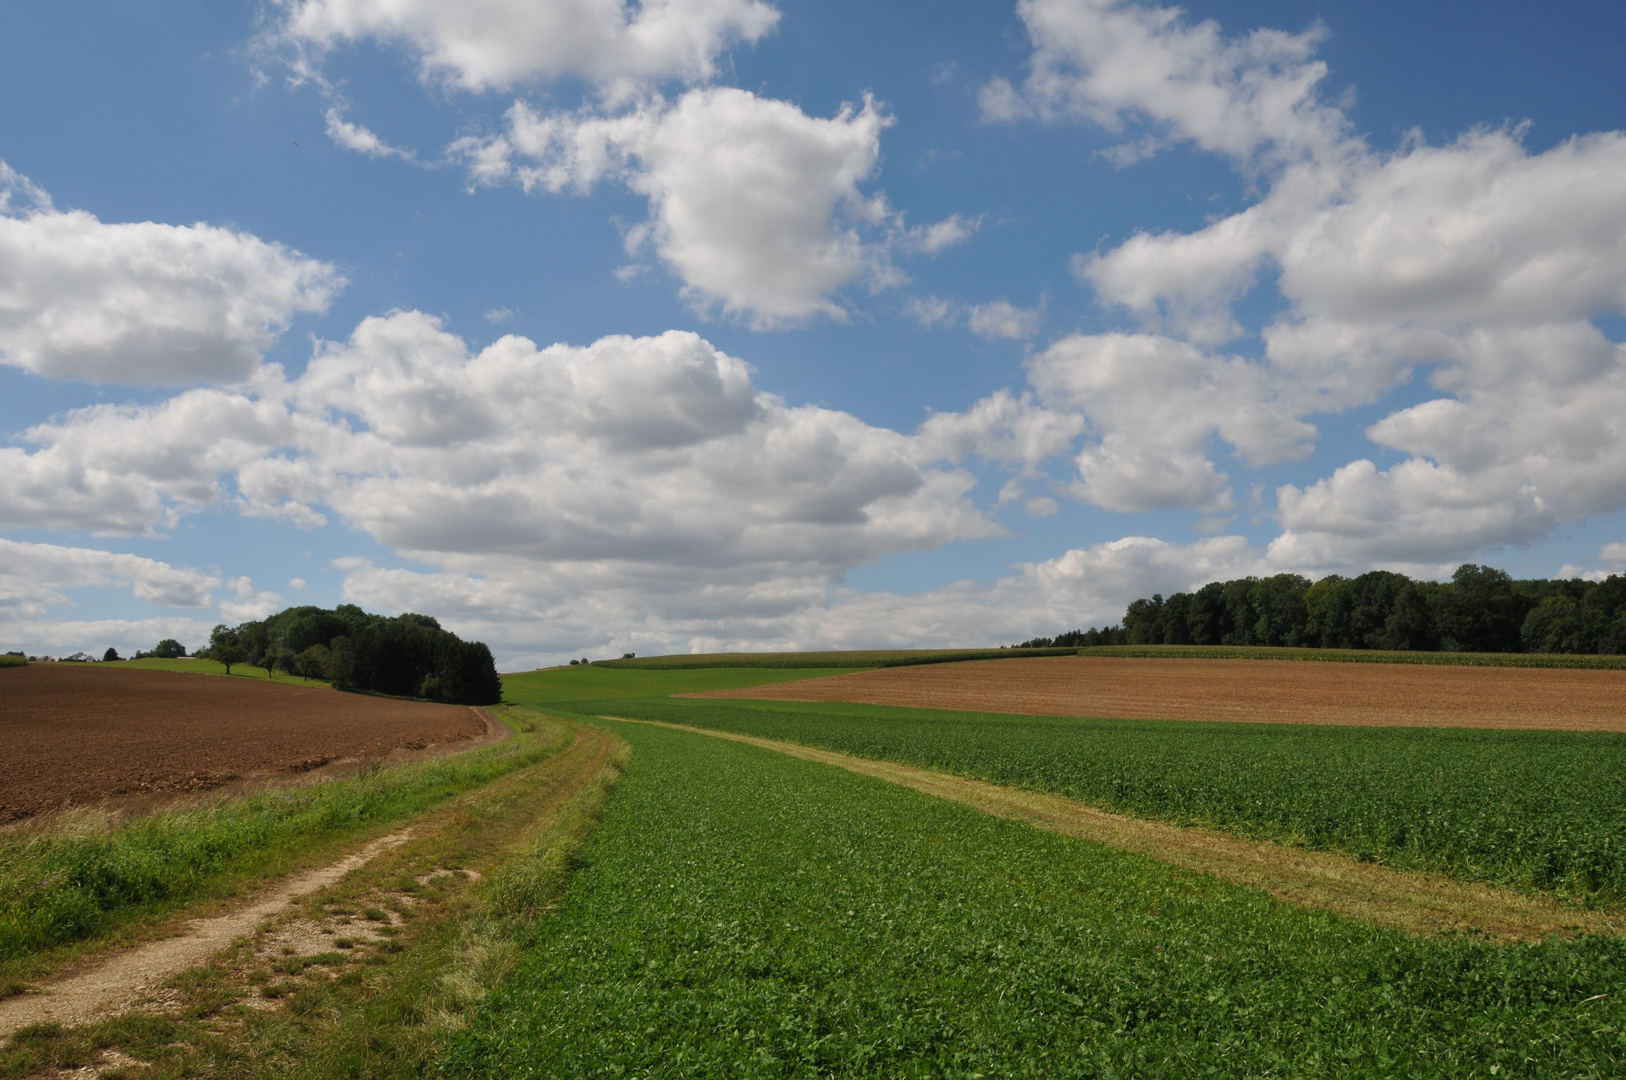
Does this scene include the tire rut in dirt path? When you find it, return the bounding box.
[606,716,1626,942]
[0,831,414,1040]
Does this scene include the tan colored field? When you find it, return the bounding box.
[695,656,1626,731]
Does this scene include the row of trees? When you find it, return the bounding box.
[1016,626,1129,649]
[1108,565,1626,654]
[203,604,502,705]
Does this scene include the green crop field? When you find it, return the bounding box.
[12,662,1624,1075]
[444,718,1626,1078]
[592,647,1077,670]
[569,695,1626,902]
[504,665,860,699]
[0,654,24,668]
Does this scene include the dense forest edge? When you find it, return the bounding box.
[1020,564,1626,657]
[201,605,502,705]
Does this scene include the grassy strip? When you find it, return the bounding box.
[0,711,565,978]
[444,721,1626,1078]
[0,713,628,1080]
[593,647,1079,670]
[106,656,332,686]
[1077,643,1626,669]
[572,697,1626,903]
[501,666,859,704]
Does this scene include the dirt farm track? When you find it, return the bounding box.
[0,665,489,822]
[699,656,1626,732]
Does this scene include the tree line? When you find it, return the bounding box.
[202,604,502,705]
[1018,564,1626,655]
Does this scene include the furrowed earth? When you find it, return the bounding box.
[0,665,490,822]
[695,654,1626,730]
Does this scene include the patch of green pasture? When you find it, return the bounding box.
[499,665,858,706]
[1078,644,1626,669]
[569,697,1626,903]
[106,656,330,687]
[445,720,1626,1078]
[592,647,1077,669]
[0,713,568,979]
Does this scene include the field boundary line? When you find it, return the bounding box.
[602,716,1626,942]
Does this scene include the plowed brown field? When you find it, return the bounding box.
[0,665,488,822]
[696,656,1626,731]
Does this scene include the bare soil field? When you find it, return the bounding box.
[0,665,488,822]
[696,655,1626,731]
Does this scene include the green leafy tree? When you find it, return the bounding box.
[291,644,330,682]
[1436,564,1529,652]
[153,638,186,659]
[102,647,120,662]
[1249,574,1311,647]
[208,624,246,675]
[1379,582,1439,651]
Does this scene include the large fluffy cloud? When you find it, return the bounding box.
[274,0,780,99]
[2,310,998,596]
[1027,332,1313,513]
[0,164,342,384]
[981,0,1350,168]
[455,89,963,325]
[984,0,1626,564]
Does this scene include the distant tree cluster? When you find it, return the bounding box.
[201,604,502,704]
[1115,565,1626,655]
[1015,627,1128,649]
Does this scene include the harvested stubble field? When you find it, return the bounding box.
[699,654,1626,731]
[0,665,488,822]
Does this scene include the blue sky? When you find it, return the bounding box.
[3,0,1626,666]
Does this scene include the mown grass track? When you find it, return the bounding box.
[444,720,1626,1079]
[558,697,1626,903]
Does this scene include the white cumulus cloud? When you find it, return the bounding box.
[453,89,935,326]
[987,1,1626,564]
[275,0,781,99]
[0,163,343,384]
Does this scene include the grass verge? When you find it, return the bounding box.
[593,647,1079,670]
[443,720,1626,1078]
[564,696,1626,904]
[0,707,562,984]
[105,656,331,687]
